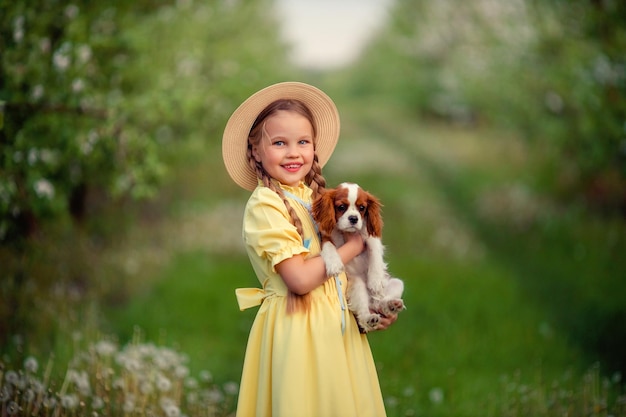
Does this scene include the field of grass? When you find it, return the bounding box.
[86,94,625,416]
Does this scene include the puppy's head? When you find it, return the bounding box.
[312,182,383,238]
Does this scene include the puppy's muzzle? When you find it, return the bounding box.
[348,215,359,225]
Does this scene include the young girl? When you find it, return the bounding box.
[222,82,397,417]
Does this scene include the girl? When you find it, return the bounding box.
[222,82,397,417]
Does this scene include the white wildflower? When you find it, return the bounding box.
[73,370,91,396]
[160,397,180,416]
[157,374,172,392]
[77,45,92,63]
[94,340,117,357]
[164,404,181,417]
[39,37,51,54]
[5,371,19,385]
[0,387,10,402]
[428,387,444,404]
[13,16,24,43]
[24,356,38,373]
[28,149,38,165]
[31,85,44,101]
[6,401,19,415]
[205,388,224,404]
[72,78,85,93]
[34,177,55,198]
[175,365,189,379]
[112,377,125,390]
[61,394,79,410]
[123,396,135,413]
[199,370,213,383]
[140,380,154,395]
[65,4,79,19]
[92,396,104,409]
[224,381,239,395]
[185,377,198,389]
[53,43,72,72]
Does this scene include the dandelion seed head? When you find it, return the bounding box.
[429,387,444,404]
[5,370,19,385]
[199,370,213,383]
[91,396,104,409]
[7,401,19,415]
[175,365,189,379]
[224,381,239,396]
[157,374,172,392]
[61,394,79,410]
[24,356,39,373]
[0,386,11,402]
[140,380,154,395]
[205,388,224,404]
[123,397,135,413]
[185,377,198,389]
[94,340,117,357]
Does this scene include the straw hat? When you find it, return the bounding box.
[222,81,340,191]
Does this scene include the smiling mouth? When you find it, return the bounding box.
[283,164,302,171]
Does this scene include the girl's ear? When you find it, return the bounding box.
[365,193,383,237]
[312,190,336,238]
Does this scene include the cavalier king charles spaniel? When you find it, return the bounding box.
[312,182,405,332]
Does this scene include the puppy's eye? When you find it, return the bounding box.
[336,204,347,213]
[358,205,366,212]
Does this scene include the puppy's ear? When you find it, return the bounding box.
[365,193,383,237]
[312,190,337,239]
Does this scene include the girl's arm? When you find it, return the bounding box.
[276,232,364,295]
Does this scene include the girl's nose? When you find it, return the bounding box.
[286,144,299,156]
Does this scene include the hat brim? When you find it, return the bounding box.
[222,82,340,191]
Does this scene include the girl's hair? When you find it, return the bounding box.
[247,99,327,313]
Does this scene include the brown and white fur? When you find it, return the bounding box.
[312,182,404,332]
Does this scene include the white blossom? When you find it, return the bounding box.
[34,179,55,199]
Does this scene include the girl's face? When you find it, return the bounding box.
[252,110,315,188]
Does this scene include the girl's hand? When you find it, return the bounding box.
[342,232,365,256]
[375,311,398,331]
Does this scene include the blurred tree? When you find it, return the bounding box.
[0,0,291,243]
[350,0,626,214]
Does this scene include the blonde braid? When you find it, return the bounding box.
[305,155,327,199]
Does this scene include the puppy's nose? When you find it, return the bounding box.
[348,215,359,225]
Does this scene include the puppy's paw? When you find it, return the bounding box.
[383,299,405,315]
[358,313,381,333]
[321,242,344,276]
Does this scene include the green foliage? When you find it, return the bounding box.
[0,0,292,243]
[349,0,626,213]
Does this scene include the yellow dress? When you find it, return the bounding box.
[235,182,387,417]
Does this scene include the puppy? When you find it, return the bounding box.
[312,182,404,332]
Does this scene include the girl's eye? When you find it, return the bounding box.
[273,140,285,146]
[336,204,347,213]
[299,139,311,145]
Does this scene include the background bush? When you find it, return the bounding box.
[347,0,626,213]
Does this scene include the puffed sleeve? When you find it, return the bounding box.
[243,187,309,270]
